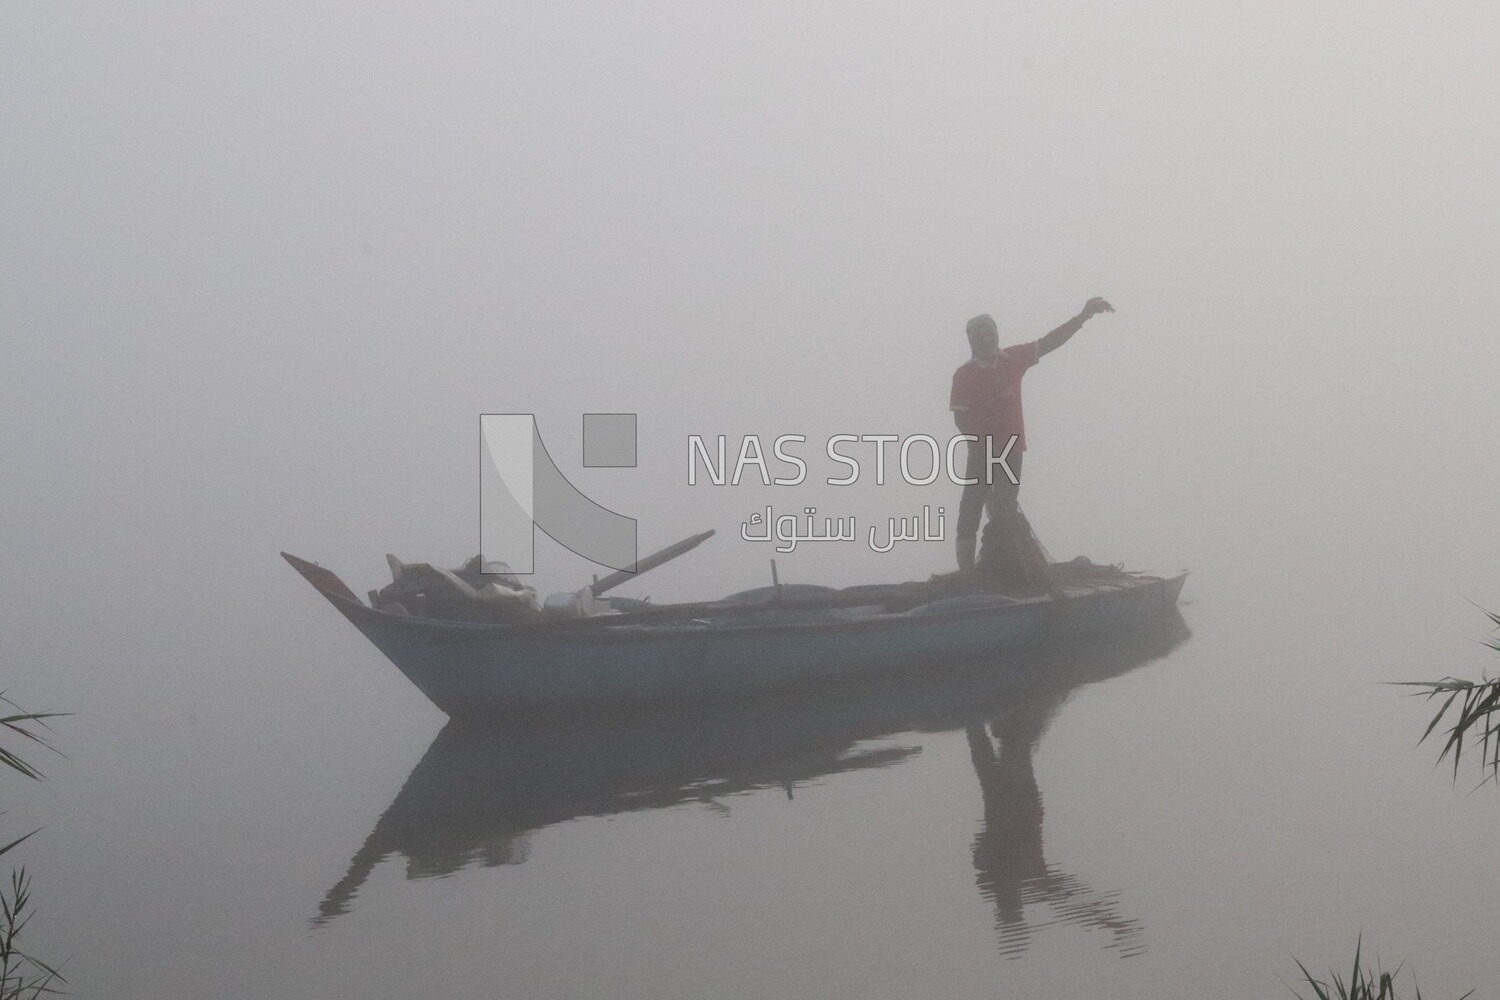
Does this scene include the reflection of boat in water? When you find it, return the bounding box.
[315,611,1191,959]
[283,552,1186,715]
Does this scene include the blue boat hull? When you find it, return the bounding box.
[285,553,1187,717]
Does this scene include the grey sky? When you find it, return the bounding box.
[3,0,1497,616]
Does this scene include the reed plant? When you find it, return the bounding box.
[1290,939,1471,1000]
[0,694,64,998]
[1399,608,1500,784]
[1291,611,1500,999]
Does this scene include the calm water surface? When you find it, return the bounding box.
[9,542,1499,1000]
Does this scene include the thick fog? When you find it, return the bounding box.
[6,2,1499,609]
[3,4,1499,998]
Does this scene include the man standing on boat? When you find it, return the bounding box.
[949,298,1114,579]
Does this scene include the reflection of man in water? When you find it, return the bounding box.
[967,694,1143,958]
[949,298,1114,578]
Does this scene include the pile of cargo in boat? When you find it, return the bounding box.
[366,529,719,625]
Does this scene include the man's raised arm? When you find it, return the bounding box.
[1037,297,1114,357]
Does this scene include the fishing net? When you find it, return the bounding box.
[976,502,1057,595]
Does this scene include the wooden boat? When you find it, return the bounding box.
[283,551,1187,717]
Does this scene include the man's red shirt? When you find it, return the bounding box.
[949,341,1041,451]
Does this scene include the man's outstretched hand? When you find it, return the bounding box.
[1039,298,1115,355]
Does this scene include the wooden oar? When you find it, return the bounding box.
[587,529,717,597]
